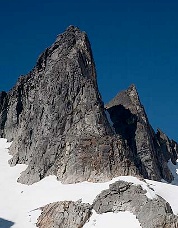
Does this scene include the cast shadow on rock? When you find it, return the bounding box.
[107,104,149,177]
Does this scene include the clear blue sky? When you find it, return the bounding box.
[0,0,178,140]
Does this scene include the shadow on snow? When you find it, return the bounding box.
[0,218,14,228]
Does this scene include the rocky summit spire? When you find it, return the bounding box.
[0,27,177,185]
[106,85,177,182]
[0,26,139,184]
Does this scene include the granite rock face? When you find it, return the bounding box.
[0,26,177,185]
[36,181,178,228]
[106,85,178,182]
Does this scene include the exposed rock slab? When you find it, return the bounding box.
[36,201,92,228]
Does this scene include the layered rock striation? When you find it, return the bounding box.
[0,26,177,185]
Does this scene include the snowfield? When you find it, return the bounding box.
[0,138,178,227]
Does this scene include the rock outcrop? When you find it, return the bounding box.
[36,201,92,228]
[36,180,178,228]
[92,180,178,228]
[0,26,177,185]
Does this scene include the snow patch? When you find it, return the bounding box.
[116,176,156,199]
[105,110,115,132]
[84,210,141,228]
[146,179,178,215]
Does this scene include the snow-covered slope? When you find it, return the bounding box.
[0,138,178,228]
[145,159,178,215]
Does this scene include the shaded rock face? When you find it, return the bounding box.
[0,91,8,137]
[106,85,178,182]
[0,26,139,184]
[36,181,178,228]
[156,129,178,165]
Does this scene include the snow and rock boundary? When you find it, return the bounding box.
[1,138,178,228]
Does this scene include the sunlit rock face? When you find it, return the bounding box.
[0,26,177,185]
[0,26,138,184]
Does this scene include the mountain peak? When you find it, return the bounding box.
[105,83,177,182]
[0,26,118,184]
[128,83,137,91]
[127,84,139,97]
[106,84,141,113]
[0,26,177,186]
[1,25,178,228]
[66,25,80,32]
